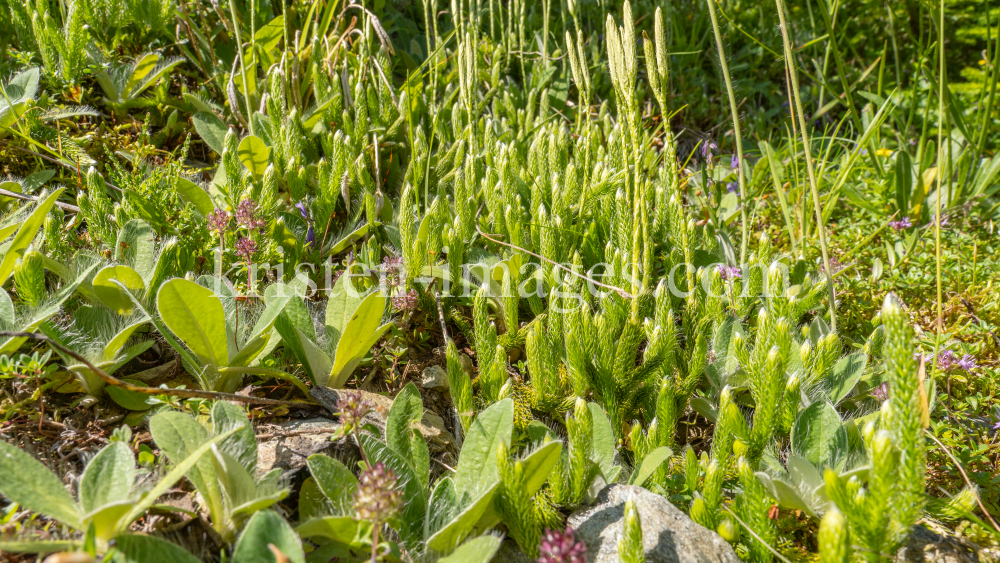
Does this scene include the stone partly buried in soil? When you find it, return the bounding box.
[256,388,457,476]
[566,484,740,563]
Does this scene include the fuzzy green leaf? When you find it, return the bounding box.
[156,278,228,369]
[386,382,430,490]
[791,402,848,468]
[79,442,135,514]
[113,534,203,563]
[0,440,82,529]
[232,510,305,563]
[825,353,868,404]
[94,265,145,315]
[0,187,64,288]
[453,398,514,499]
[438,536,503,563]
[328,291,390,388]
[307,454,358,512]
[237,135,270,178]
[628,446,672,487]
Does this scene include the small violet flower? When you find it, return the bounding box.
[889,216,912,231]
[956,354,977,372]
[934,349,976,372]
[717,264,742,281]
[731,154,739,170]
[726,181,739,194]
[296,199,316,247]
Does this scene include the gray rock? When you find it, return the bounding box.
[895,523,983,563]
[567,484,740,563]
[421,365,450,392]
[256,417,355,476]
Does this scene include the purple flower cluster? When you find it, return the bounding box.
[537,527,587,563]
[354,462,403,523]
[236,199,267,232]
[234,237,258,262]
[392,288,420,312]
[717,264,742,281]
[726,182,739,194]
[889,216,912,231]
[207,209,231,234]
[935,349,977,372]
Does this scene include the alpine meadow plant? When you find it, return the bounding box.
[823,295,927,563]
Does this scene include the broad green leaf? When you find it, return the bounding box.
[175,177,216,219]
[295,516,370,546]
[126,53,161,93]
[148,411,223,525]
[826,353,868,404]
[212,446,270,516]
[787,454,825,492]
[0,440,82,528]
[274,297,325,383]
[426,476,457,537]
[791,402,848,468]
[85,500,134,541]
[94,265,145,315]
[588,402,616,481]
[324,272,364,348]
[521,441,563,497]
[192,112,228,155]
[232,510,305,563]
[106,378,153,411]
[327,223,370,256]
[386,382,430,490]
[237,135,270,177]
[427,482,498,552]
[329,291,390,388]
[113,534,203,563]
[157,278,228,368]
[229,331,270,367]
[297,478,329,521]
[79,442,135,514]
[3,67,40,104]
[121,427,239,526]
[114,218,155,275]
[102,320,149,362]
[628,446,672,487]
[437,536,502,563]
[307,454,358,512]
[453,399,514,498]
[249,282,298,342]
[212,400,257,474]
[0,187,64,288]
[299,329,334,378]
[0,289,15,325]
